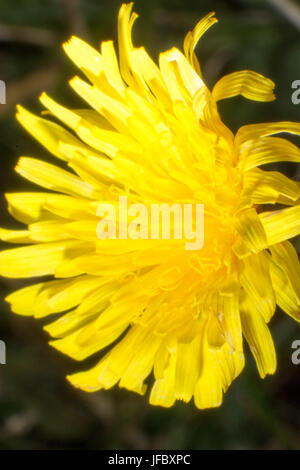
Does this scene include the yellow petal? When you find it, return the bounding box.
[39,92,81,130]
[269,242,300,321]
[0,240,87,278]
[16,105,87,161]
[0,227,31,244]
[173,336,201,402]
[131,46,171,107]
[119,327,161,394]
[239,252,276,322]
[118,2,149,96]
[5,192,52,224]
[44,308,97,338]
[193,348,224,409]
[5,192,94,226]
[43,194,94,220]
[159,48,205,102]
[5,282,45,316]
[64,220,99,242]
[217,282,243,352]
[238,136,300,171]
[233,208,268,256]
[269,258,300,321]
[28,219,70,242]
[150,352,177,408]
[101,40,126,94]
[15,157,97,199]
[259,205,300,246]
[67,323,159,394]
[194,292,244,409]
[236,121,300,148]
[215,343,244,392]
[67,353,119,392]
[40,93,139,159]
[183,11,217,76]
[240,168,300,206]
[63,35,104,80]
[50,323,126,361]
[69,76,131,135]
[212,70,275,102]
[271,242,300,303]
[240,295,276,378]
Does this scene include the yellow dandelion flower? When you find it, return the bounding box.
[1,3,300,409]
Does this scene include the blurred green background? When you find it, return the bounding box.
[0,0,300,450]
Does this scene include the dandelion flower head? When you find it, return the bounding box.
[1,3,300,409]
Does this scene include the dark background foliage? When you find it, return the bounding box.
[0,0,300,450]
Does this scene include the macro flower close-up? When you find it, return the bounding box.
[1,0,300,420]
